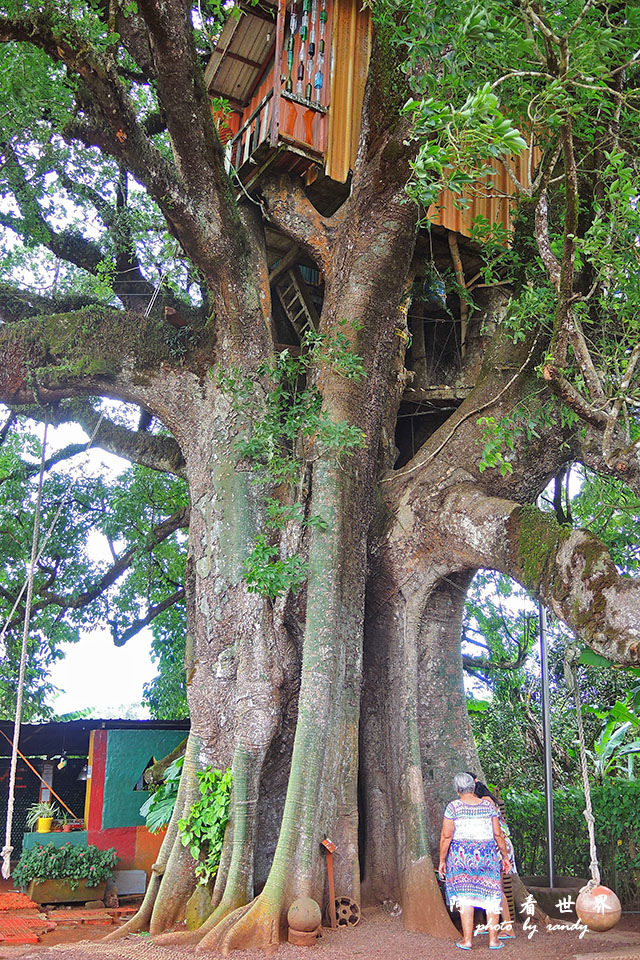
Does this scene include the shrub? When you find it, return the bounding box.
[12,842,119,890]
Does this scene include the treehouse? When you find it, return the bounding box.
[205,1,534,464]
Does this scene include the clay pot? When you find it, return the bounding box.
[575,885,621,932]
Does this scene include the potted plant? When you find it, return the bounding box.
[25,801,59,834]
[12,842,118,904]
[58,812,74,833]
[61,816,85,833]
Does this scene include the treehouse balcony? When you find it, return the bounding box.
[205,0,369,190]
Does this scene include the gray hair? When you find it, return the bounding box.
[454,772,475,795]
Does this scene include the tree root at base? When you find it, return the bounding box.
[102,872,160,942]
[193,894,283,954]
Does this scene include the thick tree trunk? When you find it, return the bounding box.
[360,563,476,936]
[181,164,421,951]
[111,385,298,943]
[416,573,481,851]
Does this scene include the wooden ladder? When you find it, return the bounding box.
[274,266,320,340]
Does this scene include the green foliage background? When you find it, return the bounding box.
[0,412,189,720]
[504,783,640,908]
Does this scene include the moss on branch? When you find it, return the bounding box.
[510,504,572,593]
[1,306,205,400]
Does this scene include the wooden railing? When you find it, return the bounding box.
[225,91,274,173]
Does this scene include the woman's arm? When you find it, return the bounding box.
[438,817,454,877]
[492,817,511,872]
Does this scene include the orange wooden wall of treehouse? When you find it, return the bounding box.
[206,0,534,238]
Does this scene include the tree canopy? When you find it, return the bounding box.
[0,410,189,719]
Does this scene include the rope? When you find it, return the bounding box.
[2,416,48,880]
[565,642,601,890]
[0,412,107,879]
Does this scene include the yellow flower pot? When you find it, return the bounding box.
[36,817,53,833]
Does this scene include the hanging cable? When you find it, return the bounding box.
[1,415,49,879]
[0,413,106,651]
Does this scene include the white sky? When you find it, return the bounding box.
[48,625,154,718]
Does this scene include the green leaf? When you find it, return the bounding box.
[578,649,614,668]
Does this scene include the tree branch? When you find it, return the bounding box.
[0,440,88,483]
[0,12,196,249]
[534,190,560,289]
[110,587,185,646]
[0,282,109,325]
[442,484,640,665]
[261,174,337,276]
[5,507,189,630]
[136,0,227,190]
[0,143,168,314]
[41,399,186,476]
[541,362,609,428]
[461,647,529,673]
[0,142,105,273]
[0,411,15,445]
[0,305,201,420]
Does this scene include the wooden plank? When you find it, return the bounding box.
[204,15,242,90]
[270,0,287,147]
[245,41,276,102]
[269,245,300,284]
[224,50,264,69]
[279,133,324,160]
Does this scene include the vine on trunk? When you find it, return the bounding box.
[217,325,366,599]
[178,766,233,886]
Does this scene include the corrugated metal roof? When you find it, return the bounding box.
[0,719,190,758]
[205,6,276,107]
[429,148,539,238]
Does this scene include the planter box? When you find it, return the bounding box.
[520,875,588,920]
[27,878,107,904]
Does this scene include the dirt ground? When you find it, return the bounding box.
[1,909,640,960]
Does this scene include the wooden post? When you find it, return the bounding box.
[321,838,337,929]
[270,0,287,147]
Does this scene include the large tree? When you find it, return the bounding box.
[0,0,639,951]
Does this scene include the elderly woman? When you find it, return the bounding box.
[439,772,511,950]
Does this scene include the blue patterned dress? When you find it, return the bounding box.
[444,798,502,911]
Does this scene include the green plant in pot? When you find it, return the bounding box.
[12,842,119,902]
[25,801,59,834]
